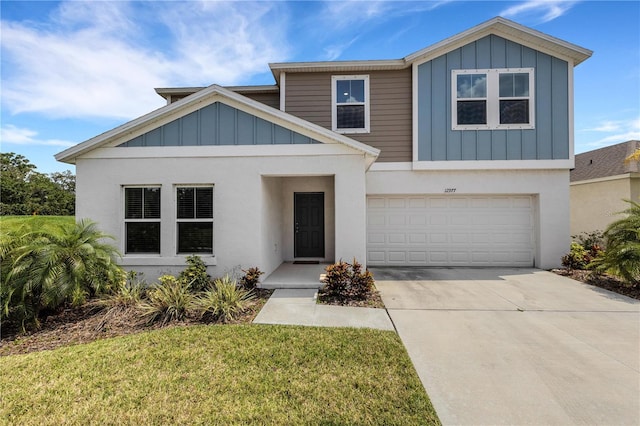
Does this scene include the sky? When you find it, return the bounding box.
[1,0,639,174]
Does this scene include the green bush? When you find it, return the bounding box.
[96,271,146,313]
[178,255,211,292]
[194,275,255,323]
[572,230,605,252]
[139,275,195,325]
[562,242,592,270]
[0,219,123,330]
[590,200,640,285]
[239,267,264,290]
[321,259,374,300]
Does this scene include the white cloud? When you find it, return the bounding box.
[0,1,289,121]
[320,0,452,32]
[582,117,640,147]
[501,1,579,24]
[1,124,75,147]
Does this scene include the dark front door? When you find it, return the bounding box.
[294,192,325,258]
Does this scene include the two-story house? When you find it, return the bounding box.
[55,17,592,281]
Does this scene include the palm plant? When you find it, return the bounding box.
[1,219,123,329]
[590,200,640,285]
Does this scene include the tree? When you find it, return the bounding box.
[0,153,36,214]
[590,200,640,285]
[625,148,640,163]
[0,152,75,215]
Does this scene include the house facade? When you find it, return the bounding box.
[570,140,640,236]
[56,17,592,281]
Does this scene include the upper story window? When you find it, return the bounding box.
[452,68,534,130]
[176,186,213,254]
[332,75,370,134]
[124,187,161,254]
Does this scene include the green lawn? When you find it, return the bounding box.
[0,215,75,234]
[0,324,440,425]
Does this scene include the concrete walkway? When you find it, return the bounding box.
[253,289,394,330]
[373,267,640,426]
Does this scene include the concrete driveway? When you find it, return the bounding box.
[372,268,640,426]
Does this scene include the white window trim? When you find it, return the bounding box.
[452,68,535,131]
[175,185,214,255]
[331,75,370,134]
[123,185,162,256]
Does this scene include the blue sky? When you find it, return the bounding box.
[1,0,638,174]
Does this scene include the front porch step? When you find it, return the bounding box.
[260,282,323,290]
[260,262,328,290]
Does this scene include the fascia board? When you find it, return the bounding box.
[269,59,407,84]
[56,84,379,163]
[406,16,592,66]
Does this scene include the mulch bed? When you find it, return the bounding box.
[552,269,640,300]
[0,289,273,357]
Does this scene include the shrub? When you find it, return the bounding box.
[139,275,195,325]
[321,259,374,299]
[239,267,264,290]
[177,255,211,292]
[590,200,640,285]
[96,271,146,312]
[0,219,123,330]
[572,230,605,261]
[194,275,255,323]
[562,242,591,270]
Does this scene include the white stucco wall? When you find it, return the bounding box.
[366,168,570,269]
[75,144,368,282]
[260,177,284,277]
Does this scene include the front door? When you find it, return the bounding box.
[294,192,325,258]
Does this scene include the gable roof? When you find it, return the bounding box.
[571,140,640,182]
[269,16,592,84]
[55,84,380,164]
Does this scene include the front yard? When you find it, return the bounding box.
[0,324,440,425]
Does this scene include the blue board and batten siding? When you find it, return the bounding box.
[118,102,320,147]
[417,35,569,161]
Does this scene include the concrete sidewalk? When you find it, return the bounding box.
[253,289,394,330]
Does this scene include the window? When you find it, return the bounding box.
[452,68,534,130]
[124,187,160,254]
[332,75,370,133]
[176,186,213,254]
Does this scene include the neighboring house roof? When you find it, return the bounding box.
[268,16,592,84]
[55,84,380,164]
[571,140,640,182]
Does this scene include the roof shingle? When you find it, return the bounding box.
[571,140,640,182]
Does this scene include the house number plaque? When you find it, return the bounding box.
[444,188,457,193]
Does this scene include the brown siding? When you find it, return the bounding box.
[285,69,412,162]
[241,92,280,109]
[169,91,280,110]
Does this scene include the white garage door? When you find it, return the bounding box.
[367,195,535,267]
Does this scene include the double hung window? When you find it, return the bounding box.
[332,75,370,133]
[452,68,534,130]
[124,187,161,254]
[176,186,213,254]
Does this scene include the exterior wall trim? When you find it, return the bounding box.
[280,72,286,111]
[369,162,413,171]
[571,173,639,186]
[412,159,574,170]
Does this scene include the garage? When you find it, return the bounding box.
[367,195,535,266]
